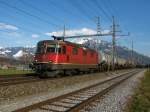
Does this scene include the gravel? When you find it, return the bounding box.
[0,69,132,112]
[86,70,145,112]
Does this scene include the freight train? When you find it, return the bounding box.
[30,39,131,77]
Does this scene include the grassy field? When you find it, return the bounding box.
[126,69,150,112]
[0,69,34,76]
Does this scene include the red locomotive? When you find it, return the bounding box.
[31,39,99,77]
[30,35,131,77]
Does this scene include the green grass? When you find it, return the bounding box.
[126,69,150,112]
[0,69,34,76]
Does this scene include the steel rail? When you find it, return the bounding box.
[13,69,142,112]
[68,70,141,112]
[0,78,41,87]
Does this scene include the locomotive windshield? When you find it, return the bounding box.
[36,42,60,54]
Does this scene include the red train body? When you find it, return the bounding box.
[31,40,99,76]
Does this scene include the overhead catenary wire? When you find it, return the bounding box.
[80,0,99,17]
[105,0,128,33]
[99,0,114,17]
[67,0,95,23]
[82,0,109,24]
[0,0,122,38]
[90,0,112,22]
[106,0,119,17]
[0,9,47,35]
[0,0,62,29]
[19,0,66,24]
[46,0,93,26]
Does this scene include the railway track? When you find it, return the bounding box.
[0,69,131,87]
[13,69,142,112]
[0,75,41,87]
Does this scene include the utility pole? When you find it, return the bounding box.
[63,25,66,41]
[131,39,134,67]
[95,16,101,51]
[96,16,101,34]
[112,16,116,71]
[111,16,129,71]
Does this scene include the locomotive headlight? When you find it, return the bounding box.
[34,60,38,63]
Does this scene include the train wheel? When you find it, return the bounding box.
[63,70,66,75]
[39,72,48,78]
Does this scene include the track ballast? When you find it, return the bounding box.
[13,69,142,112]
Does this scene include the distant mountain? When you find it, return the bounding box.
[81,39,150,65]
[0,39,150,65]
[13,50,26,58]
[0,47,36,58]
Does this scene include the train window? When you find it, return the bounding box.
[36,46,43,53]
[72,47,78,55]
[57,48,61,54]
[36,44,47,54]
[83,50,87,56]
[47,47,55,53]
[62,46,66,54]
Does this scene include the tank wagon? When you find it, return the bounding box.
[30,39,129,77]
[98,51,128,71]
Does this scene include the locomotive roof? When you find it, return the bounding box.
[38,40,96,52]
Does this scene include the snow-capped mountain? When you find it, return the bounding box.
[70,37,102,44]
[0,47,36,58]
[0,39,150,65]
[13,50,25,58]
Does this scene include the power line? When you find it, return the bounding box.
[82,0,99,17]
[91,0,112,22]
[1,23,40,35]
[0,10,44,36]
[0,9,47,34]
[19,0,65,24]
[105,0,128,33]
[67,0,95,23]
[99,0,114,16]
[0,17,44,35]
[106,0,119,17]
[82,0,110,23]
[0,1,62,29]
[47,0,92,26]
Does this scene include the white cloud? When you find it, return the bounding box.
[45,28,111,37]
[0,22,18,30]
[45,28,97,37]
[45,28,111,44]
[32,34,39,38]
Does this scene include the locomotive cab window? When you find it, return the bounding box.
[36,43,47,54]
[47,46,55,53]
[72,47,78,55]
[36,46,44,54]
[46,44,56,53]
[57,48,61,54]
[62,46,66,54]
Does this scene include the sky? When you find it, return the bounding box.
[0,0,150,57]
